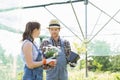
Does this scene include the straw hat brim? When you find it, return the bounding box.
[47,26,61,29]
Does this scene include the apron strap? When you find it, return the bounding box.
[27,39,42,61]
[32,43,42,61]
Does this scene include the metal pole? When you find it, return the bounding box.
[84,0,88,77]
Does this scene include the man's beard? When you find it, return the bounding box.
[51,33,59,38]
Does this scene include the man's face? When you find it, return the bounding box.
[49,27,60,38]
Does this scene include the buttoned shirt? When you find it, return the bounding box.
[40,37,71,57]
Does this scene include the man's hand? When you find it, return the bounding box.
[42,58,57,69]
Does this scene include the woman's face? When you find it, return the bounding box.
[32,28,40,38]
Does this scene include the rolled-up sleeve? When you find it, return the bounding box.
[64,40,71,57]
[40,40,50,51]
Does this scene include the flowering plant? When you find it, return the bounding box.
[43,45,59,59]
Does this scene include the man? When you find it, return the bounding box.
[40,19,71,80]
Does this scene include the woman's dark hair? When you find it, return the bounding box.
[22,21,40,42]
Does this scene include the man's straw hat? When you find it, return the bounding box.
[47,19,61,29]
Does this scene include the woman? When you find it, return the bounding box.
[21,21,55,80]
